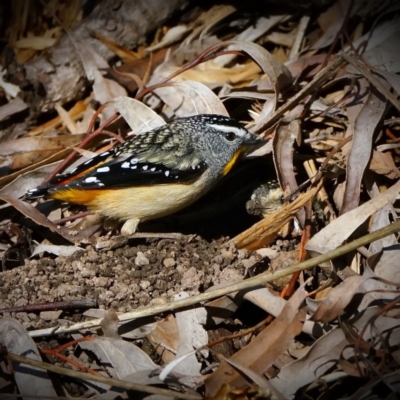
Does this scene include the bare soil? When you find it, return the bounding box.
[0,234,264,330]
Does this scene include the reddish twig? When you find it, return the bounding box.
[135,43,243,101]
[207,315,274,348]
[52,211,93,225]
[40,337,101,376]
[42,113,120,186]
[281,203,312,299]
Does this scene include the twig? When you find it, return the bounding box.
[52,211,93,225]
[39,337,100,376]
[28,219,400,338]
[0,299,97,315]
[254,56,348,134]
[207,315,274,348]
[3,352,201,400]
[41,113,119,186]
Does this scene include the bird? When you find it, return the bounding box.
[246,180,284,218]
[25,114,262,231]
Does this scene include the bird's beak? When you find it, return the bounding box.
[244,131,263,146]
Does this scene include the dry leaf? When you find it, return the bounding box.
[205,285,306,396]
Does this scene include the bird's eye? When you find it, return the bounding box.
[223,132,236,141]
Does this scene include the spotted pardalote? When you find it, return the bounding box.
[26,114,262,227]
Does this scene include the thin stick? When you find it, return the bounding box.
[4,352,201,400]
[254,56,348,134]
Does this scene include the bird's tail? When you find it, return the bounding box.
[24,186,52,200]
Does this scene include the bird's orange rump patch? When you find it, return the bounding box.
[49,188,104,205]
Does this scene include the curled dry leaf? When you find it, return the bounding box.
[220,356,286,400]
[0,134,86,172]
[0,195,93,242]
[172,292,208,376]
[226,41,293,95]
[214,15,288,67]
[147,315,180,364]
[310,275,366,323]
[0,318,57,397]
[110,96,166,133]
[224,41,293,123]
[358,246,400,311]
[15,36,58,50]
[269,307,400,398]
[305,179,400,254]
[273,119,305,226]
[179,4,236,48]
[0,162,60,200]
[368,204,397,254]
[341,86,387,215]
[79,336,158,380]
[155,80,228,117]
[146,25,191,52]
[205,284,307,396]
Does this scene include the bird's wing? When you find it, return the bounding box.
[49,154,207,192]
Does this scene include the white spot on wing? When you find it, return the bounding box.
[150,167,156,171]
[97,166,110,173]
[130,158,138,164]
[165,170,170,177]
[121,162,130,168]
[85,177,98,183]
[142,165,148,170]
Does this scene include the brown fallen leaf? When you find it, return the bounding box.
[306,179,400,254]
[370,150,400,179]
[310,275,366,323]
[147,315,179,364]
[204,284,307,396]
[341,84,387,215]
[0,151,67,189]
[28,100,87,136]
[105,48,168,92]
[0,134,86,171]
[0,195,98,242]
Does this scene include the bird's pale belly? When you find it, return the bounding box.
[89,173,212,221]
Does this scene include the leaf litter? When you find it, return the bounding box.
[1,0,400,398]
